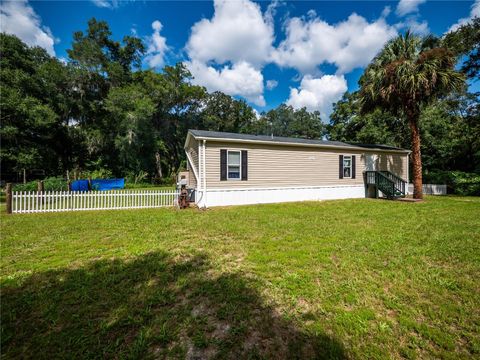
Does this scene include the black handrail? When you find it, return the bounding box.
[380,170,406,196]
[365,170,406,199]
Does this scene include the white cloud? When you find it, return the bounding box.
[448,0,480,32]
[286,75,347,120]
[187,60,265,106]
[266,79,278,90]
[90,0,118,8]
[185,0,273,106]
[395,14,430,35]
[396,0,427,17]
[253,108,261,120]
[381,6,392,18]
[0,0,56,56]
[394,0,429,36]
[145,20,168,68]
[272,13,397,74]
[409,19,429,35]
[186,0,274,66]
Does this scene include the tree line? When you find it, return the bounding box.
[1,18,478,193]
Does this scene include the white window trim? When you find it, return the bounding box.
[227,150,242,180]
[343,155,352,179]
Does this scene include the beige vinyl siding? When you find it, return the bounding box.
[376,152,408,181]
[185,137,198,188]
[202,141,408,189]
[205,142,362,188]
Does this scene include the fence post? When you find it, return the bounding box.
[37,180,44,192]
[37,181,44,210]
[6,183,12,214]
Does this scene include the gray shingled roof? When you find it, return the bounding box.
[188,129,409,153]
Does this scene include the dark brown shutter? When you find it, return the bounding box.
[220,149,227,181]
[241,150,248,181]
[339,155,344,179]
[352,155,356,179]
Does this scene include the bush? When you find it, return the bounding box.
[124,182,157,189]
[423,171,480,196]
[13,177,68,192]
[125,171,149,185]
[83,168,114,180]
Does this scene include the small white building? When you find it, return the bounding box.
[184,130,410,207]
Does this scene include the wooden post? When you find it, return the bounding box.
[6,183,12,214]
[23,169,26,184]
[37,181,44,209]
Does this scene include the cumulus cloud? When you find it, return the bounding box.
[381,6,392,18]
[272,13,397,74]
[286,75,347,120]
[186,0,273,66]
[266,80,278,90]
[448,0,480,32]
[396,0,427,17]
[394,0,429,35]
[90,0,119,8]
[145,20,168,68]
[0,0,56,56]
[185,0,274,106]
[253,108,261,120]
[397,16,430,35]
[188,60,265,106]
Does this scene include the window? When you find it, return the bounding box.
[343,156,352,178]
[227,151,241,179]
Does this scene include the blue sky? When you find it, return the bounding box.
[1,0,478,119]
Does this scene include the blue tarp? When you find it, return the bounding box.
[91,178,125,191]
[71,180,89,192]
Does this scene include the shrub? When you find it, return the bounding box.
[83,168,114,180]
[423,171,480,196]
[13,177,68,192]
[125,171,149,185]
[124,182,157,189]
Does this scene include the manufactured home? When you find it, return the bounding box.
[183,130,410,207]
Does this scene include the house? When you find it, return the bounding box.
[184,129,411,207]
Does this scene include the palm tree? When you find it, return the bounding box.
[358,31,464,199]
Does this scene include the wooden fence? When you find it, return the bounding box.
[11,189,179,213]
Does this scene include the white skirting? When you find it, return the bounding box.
[195,185,365,207]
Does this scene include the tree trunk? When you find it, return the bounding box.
[155,151,163,180]
[408,117,423,199]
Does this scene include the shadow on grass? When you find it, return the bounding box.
[1,251,346,359]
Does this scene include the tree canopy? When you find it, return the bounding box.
[358,31,465,198]
[1,17,478,187]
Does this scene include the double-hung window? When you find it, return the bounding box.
[343,156,352,178]
[227,151,241,179]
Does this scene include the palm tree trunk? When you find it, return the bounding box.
[155,151,163,180]
[408,117,423,199]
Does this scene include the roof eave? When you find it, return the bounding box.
[184,131,193,150]
[189,134,410,154]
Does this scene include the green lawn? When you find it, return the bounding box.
[1,197,479,359]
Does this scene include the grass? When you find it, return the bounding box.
[1,196,479,359]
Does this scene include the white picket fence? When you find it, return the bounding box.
[12,189,179,213]
[407,183,447,195]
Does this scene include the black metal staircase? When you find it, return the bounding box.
[365,170,407,199]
